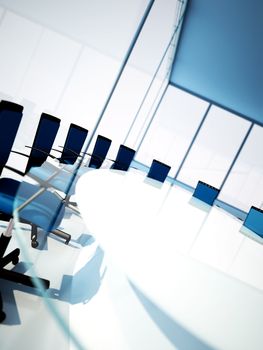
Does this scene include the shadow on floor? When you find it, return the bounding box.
[129,281,214,350]
[1,245,106,325]
[48,245,106,304]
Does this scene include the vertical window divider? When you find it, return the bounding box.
[174,103,212,180]
[80,0,156,160]
[219,123,254,191]
[135,84,169,152]
[123,0,187,146]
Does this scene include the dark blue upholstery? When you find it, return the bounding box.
[111,145,135,171]
[192,181,220,206]
[27,134,111,197]
[27,123,89,195]
[59,123,88,164]
[88,135,112,169]
[0,100,23,174]
[243,206,263,238]
[0,178,64,232]
[147,159,171,183]
[25,113,60,173]
[0,176,62,290]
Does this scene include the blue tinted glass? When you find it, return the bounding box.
[193,181,220,206]
[147,159,171,183]
[243,206,263,238]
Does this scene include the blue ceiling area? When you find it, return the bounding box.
[170,0,263,125]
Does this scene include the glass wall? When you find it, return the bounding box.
[88,0,185,159]
[0,6,123,172]
[134,85,208,174]
[0,0,186,167]
[176,105,251,188]
[219,125,263,212]
[135,82,262,215]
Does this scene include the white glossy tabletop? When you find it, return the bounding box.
[76,169,263,350]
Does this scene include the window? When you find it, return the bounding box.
[177,106,251,188]
[135,85,208,174]
[219,125,263,212]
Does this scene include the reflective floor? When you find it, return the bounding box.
[1,186,263,350]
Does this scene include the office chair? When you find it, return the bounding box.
[0,176,67,318]
[147,159,171,183]
[6,112,61,176]
[28,134,112,201]
[54,123,88,165]
[0,100,23,175]
[243,206,263,238]
[111,145,136,171]
[25,122,88,191]
[2,112,72,246]
[87,135,112,169]
[192,180,220,206]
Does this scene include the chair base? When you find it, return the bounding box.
[0,231,50,322]
[30,224,71,248]
[0,310,6,323]
[0,268,50,289]
[0,248,19,267]
[51,229,71,245]
[0,291,6,323]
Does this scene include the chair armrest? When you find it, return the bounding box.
[55,146,82,156]
[10,150,30,158]
[25,145,57,159]
[54,146,83,158]
[4,165,25,177]
[51,147,63,154]
[79,150,92,157]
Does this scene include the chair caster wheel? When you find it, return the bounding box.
[12,257,19,265]
[0,311,6,323]
[31,241,39,248]
[65,236,71,245]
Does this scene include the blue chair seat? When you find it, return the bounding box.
[0,178,64,232]
[29,162,92,195]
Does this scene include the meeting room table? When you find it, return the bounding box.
[75,168,263,350]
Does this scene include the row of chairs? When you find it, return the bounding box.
[0,101,100,321]
[0,100,262,323]
[1,99,259,245]
[0,100,173,323]
[0,100,227,254]
[0,100,173,249]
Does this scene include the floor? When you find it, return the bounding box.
[0,207,180,350]
[1,193,263,350]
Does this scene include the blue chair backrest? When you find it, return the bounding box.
[60,123,88,164]
[243,206,263,238]
[26,113,60,172]
[0,100,23,174]
[192,180,219,206]
[147,159,171,183]
[111,145,135,171]
[88,135,112,169]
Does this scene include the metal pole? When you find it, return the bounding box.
[123,0,187,145]
[219,123,254,190]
